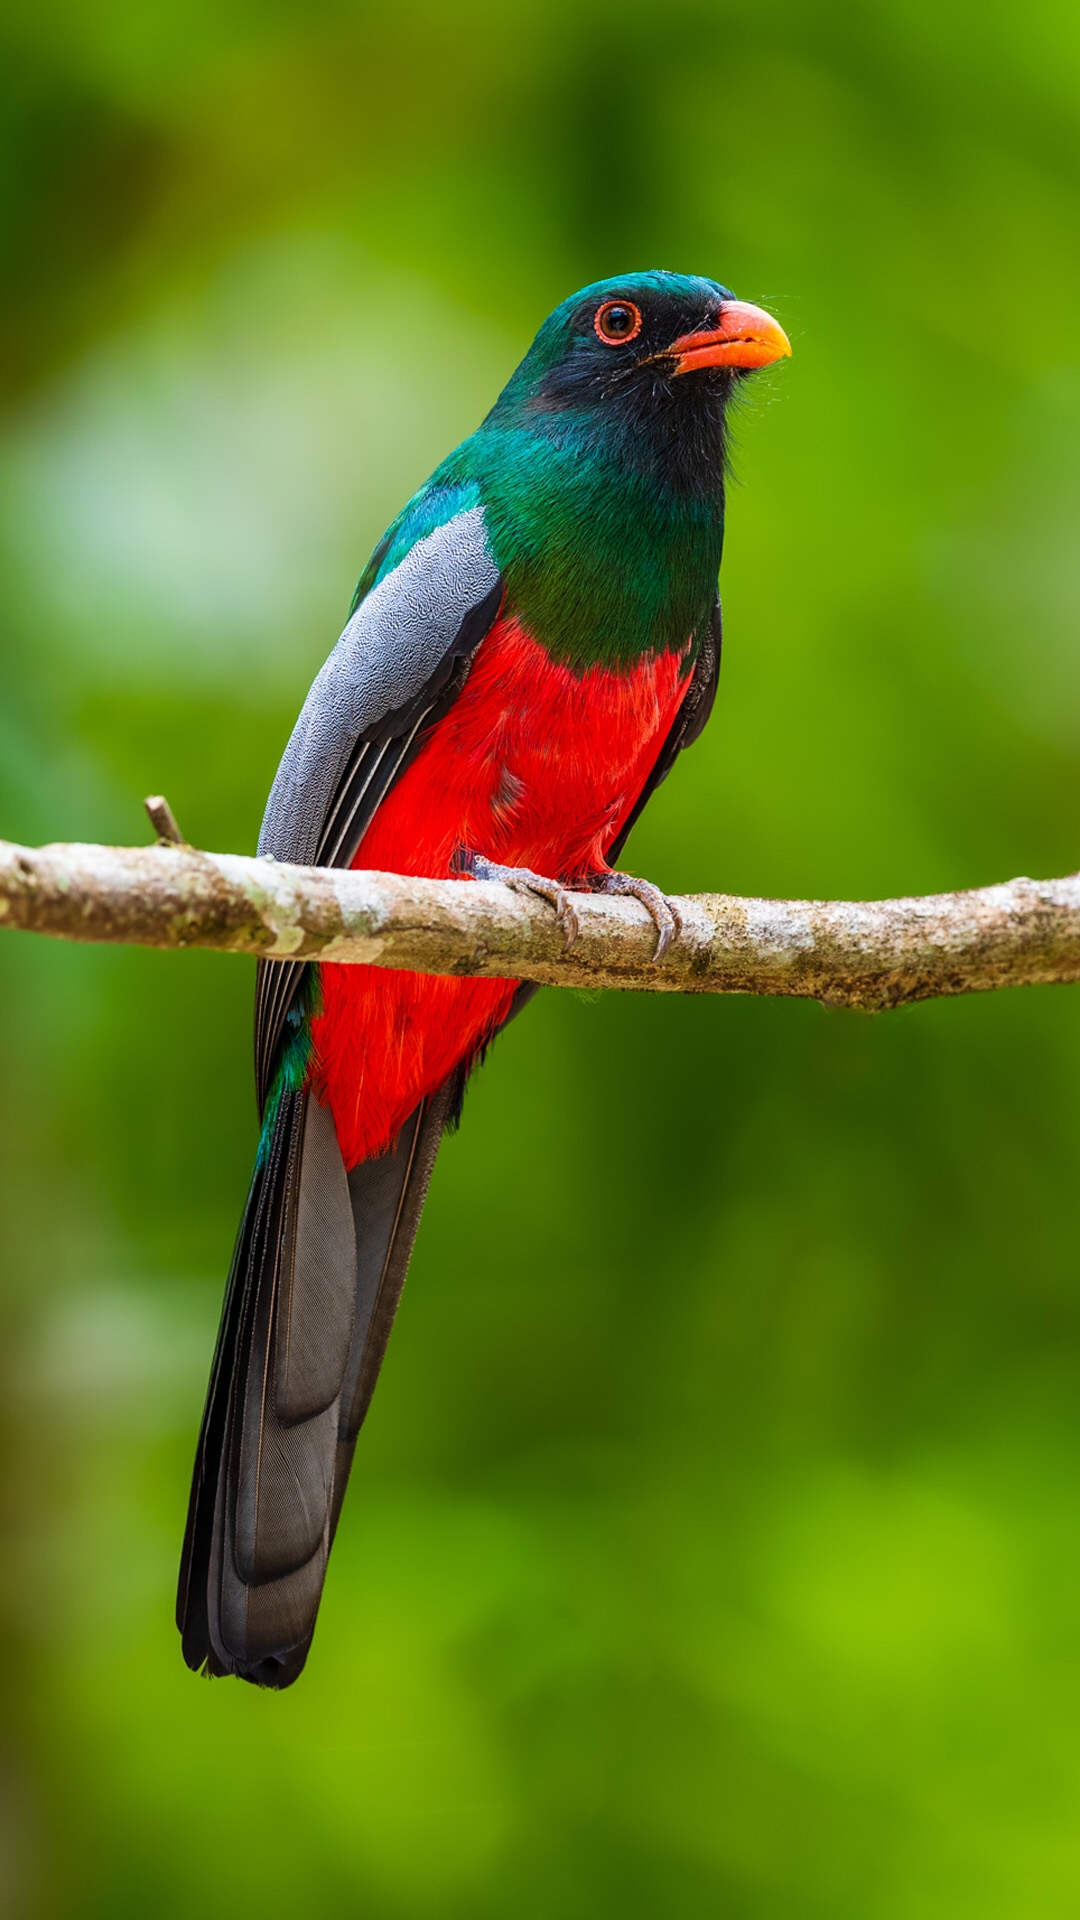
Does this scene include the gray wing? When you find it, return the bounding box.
[254,506,503,1110]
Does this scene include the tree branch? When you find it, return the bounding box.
[1,831,1078,1011]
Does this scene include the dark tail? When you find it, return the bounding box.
[177,1082,451,1688]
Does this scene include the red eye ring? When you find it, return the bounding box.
[594,299,643,345]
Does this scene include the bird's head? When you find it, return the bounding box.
[487,270,790,488]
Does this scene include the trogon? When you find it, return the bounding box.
[177,271,791,1686]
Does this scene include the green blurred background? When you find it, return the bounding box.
[2,1,1080,1913]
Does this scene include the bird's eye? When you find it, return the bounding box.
[594,300,642,345]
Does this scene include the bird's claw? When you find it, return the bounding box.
[592,871,681,961]
[455,853,680,962]
[457,851,581,953]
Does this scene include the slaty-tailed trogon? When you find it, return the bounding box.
[177,271,791,1686]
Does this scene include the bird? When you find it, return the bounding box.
[177,270,791,1687]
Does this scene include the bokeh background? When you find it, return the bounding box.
[2,1,1080,1913]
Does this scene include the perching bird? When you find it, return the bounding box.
[177,270,790,1686]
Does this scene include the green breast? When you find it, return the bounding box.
[438,422,726,675]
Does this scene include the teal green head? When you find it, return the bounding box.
[393,272,791,670]
[482,270,791,494]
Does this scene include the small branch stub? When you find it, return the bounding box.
[0,834,1079,1012]
[144,796,188,847]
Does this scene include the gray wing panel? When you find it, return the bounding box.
[259,506,499,866]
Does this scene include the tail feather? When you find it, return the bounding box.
[342,1083,452,1444]
[178,1082,450,1688]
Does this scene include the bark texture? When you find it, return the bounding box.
[2,835,1079,1010]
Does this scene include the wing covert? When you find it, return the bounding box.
[259,506,500,866]
[255,504,503,1108]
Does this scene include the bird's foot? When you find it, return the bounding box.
[454,850,580,953]
[590,870,681,962]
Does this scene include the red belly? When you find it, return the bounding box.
[311,615,690,1165]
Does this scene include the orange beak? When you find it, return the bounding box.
[669,300,792,374]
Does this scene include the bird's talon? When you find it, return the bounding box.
[459,856,678,962]
[553,891,580,953]
[458,851,580,953]
[593,871,679,963]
